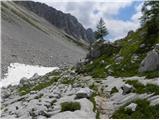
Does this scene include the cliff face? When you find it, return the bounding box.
[15,1,95,43]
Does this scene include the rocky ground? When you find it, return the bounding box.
[1,67,159,119]
[1,2,88,77]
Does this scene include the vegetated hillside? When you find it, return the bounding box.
[77,24,159,78]
[1,1,88,76]
[14,1,95,43]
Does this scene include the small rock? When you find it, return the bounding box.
[30,73,39,80]
[90,61,93,64]
[30,91,37,95]
[100,60,106,65]
[140,44,145,48]
[125,103,137,111]
[115,55,123,63]
[121,84,132,95]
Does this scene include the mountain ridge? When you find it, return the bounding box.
[14,1,95,43]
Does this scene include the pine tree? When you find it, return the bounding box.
[95,18,108,40]
[140,1,159,35]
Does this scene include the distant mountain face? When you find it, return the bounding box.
[14,1,95,43]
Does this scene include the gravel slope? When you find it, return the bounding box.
[1,2,88,77]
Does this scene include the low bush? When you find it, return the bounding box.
[110,87,119,95]
[125,80,159,95]
[112,99,159,119]
[61,102,81,112]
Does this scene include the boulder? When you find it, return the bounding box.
[139,50,159,73]
[76,88,92,99]
[121,84,132,95]
[125,103,137,111]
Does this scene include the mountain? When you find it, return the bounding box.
[1,1,88,77]
[1,1,159,119]
[14,1,95,43]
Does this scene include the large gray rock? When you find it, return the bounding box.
[76,88,92,98]
[139,50,159,73]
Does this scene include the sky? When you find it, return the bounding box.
[33,0,144,41]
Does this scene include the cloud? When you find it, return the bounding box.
[33,0,143,41]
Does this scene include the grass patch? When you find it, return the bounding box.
[61,77,74,85]
[110,87,119,95]
[112,99,159,119]
[61,102,81,112]
[125,80,159,95]
[89,83,98,91]
[141,71,159,79]
[18,77,59,96]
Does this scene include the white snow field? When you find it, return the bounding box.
[1,63,59,87]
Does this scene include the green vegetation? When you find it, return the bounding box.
[141,71,159,79]
[125,80,159,95]
[89,92,100,119]
[89,83,98,92]
[112,99,159,119]
[110,87,119,95]
[61,102,81,112]
[140,1,159,37]
[18,76,59,96]
[61,77,75,85]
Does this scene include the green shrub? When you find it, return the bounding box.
[143,71,159,79]
[145,83,159,95]
[112,99,159,119]
[61,102,81,112]
[61,78,74,85]
[125,80,159,95]
[18,77,59,96]
[110,87,119,95]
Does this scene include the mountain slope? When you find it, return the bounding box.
[77,24,159,78]
[1,1,88,76]
[14,1,95,43]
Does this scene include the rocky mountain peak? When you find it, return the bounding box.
[14,1,95,43]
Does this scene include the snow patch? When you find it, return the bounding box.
[1,63,59,87]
